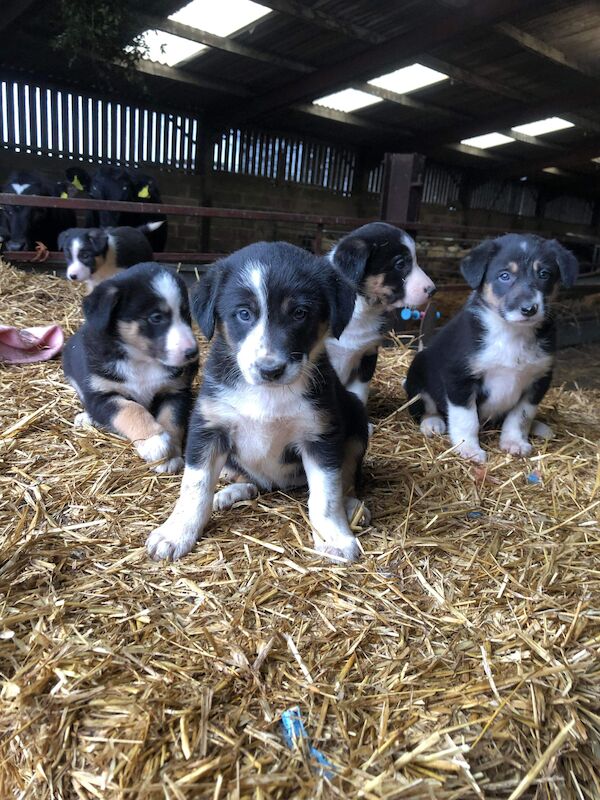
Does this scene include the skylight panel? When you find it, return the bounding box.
[511,117,574,137]
[591,156,600,164]
[369,63,448,94]
[460,132,515,149]
[313,89,383,113]
[138,29,206,66]
[170,0,271,36]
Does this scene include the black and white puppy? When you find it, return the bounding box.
[59,222,164,291]
[146,242,370,563]
[405,234,579,462]
[327,222,436,404]
[62,263,198,473]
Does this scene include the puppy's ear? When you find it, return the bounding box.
[331,237,371,286]
[325,268,357,339]
[460,239,499,289]
[191,265,225,340]
[88,230,109,255]
[83,282,120,333]
[544,239,579,288]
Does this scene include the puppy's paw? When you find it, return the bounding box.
[367,422,375,438]
[146,522,198,561]
[500,436,532,457]
[344,497,372,527]
[213,482,258,511]
[420,415,446,437]
[456,442,487,463]
[136,431,173,464]
[531,420,553,440]
[313,533,360,563]
[154,455,184,474]
[74,411,92,428]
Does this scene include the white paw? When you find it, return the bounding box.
[367,422,375,438]
[313,533,360,563]
[420,415,446,436]
[136,431,173,464]
[154,455,184,474]
[74,411,92,428]
[456,442,487,463]
[530,421,553,440]
[344,497,371,527]
[500,437,532,457]
[213,483,258,511]
[146,522,198,561]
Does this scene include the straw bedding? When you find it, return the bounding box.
[1,260,599,799]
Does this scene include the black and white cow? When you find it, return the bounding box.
[1,171,77,252]
[65,166,167,252]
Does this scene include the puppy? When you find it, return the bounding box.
[327,222,436,404]
[405,234,579,462]
[146,242,370,563]
[62,263,198,473]
[59,222,164,291]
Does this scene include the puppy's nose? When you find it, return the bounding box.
[184,345,198,361]
[426,284,437,298]
[257,359,286,381]
[521,303,538,317]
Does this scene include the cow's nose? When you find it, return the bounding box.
[520,303,538,317]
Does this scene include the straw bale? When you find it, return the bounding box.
[1,259,599,799]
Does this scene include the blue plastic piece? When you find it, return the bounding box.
[280,706,335,779]
[400,307,412,320]
[527,472,542,485]
[412,309,420,320]
[467,510,482,519]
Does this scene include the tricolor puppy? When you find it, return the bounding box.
[146,242,370,563]
[327,222,435,404]
[59,222,164,291]
[62,263,198,473]
[405,234,579,462]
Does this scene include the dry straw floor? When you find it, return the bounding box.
[1,261,599,799]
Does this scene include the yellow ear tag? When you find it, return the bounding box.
[137,185,150,199]
[72,175,84,192]
[60,191,68,199]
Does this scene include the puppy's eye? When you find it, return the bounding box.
[236,307,252,322]
[292,307,307,321]
[148,312,165,325]
[393,255,410,271]
[498,271,512,282]
[538,269,551,280]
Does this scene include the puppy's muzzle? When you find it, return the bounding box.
[520,303,538,318]
[256,357,287,382]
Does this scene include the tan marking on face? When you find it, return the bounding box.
[156,402,184,449]
[118,321,153,357]
[112,398,163,443]
[364,273,393,305]
[508,261,519,274]
[533,260,541,274]
[483,282,501,309]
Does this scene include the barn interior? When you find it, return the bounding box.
[1,1,600,798]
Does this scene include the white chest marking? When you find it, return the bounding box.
[471,310,552,421]
[11,183,31,194]
[90,360,176,408]
[208,380,323,489]
[326,296,383,385]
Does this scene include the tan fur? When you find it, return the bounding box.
[112,398,163,443]
[156,403,184,449]
[341,436,365,495]
[508,261,519,274]
[483,282,501,309]
[118,321,153,357]
[364,273,393,305]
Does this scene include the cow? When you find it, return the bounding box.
[0,171,76,253]
[65,166,168,252]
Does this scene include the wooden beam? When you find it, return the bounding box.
[353,82,471,120]
[495,22,600,80]
[292,103,411,135]
[421,54,531,102]
[0,0,36,32]
[140,14,313,74]
[131,59,251,97]
[257,0,383,44]
[233,0,539,120]
[493,135,600,177]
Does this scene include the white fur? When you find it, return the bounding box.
[471,306,553,423]
[503,290,544,324]
[89,359,179,409]
[66,238,92,282]
[236,264,271,384]
[447,401,486,462]
[147,461,227,560]
[420,415,446,436]
[135,431,173,463]
[399,263,434,308]
[326,296,382,386]
[152,271,196,366]
[11,183,30,194]
[213,482,258,511]
[499,399,536,456]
